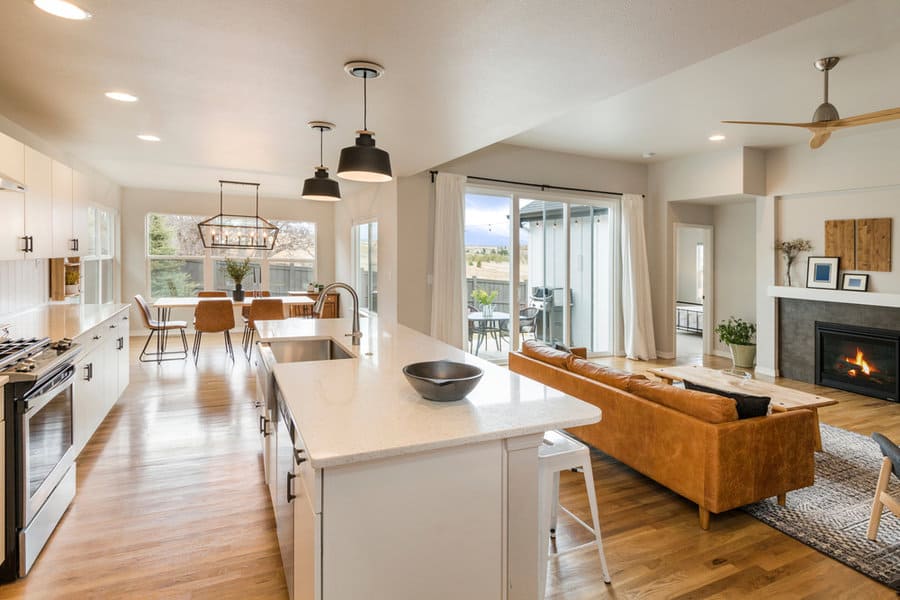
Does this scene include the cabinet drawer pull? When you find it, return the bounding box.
[93,335,101,340]
[294,448,307,465]
[70,238,79,252]
[116,337,124,350]
[287,472,297,502]
[84,363,93,381]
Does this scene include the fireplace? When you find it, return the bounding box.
[815,321,899,402]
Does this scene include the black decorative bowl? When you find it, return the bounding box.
[402,361,484,402]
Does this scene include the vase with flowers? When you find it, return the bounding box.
[471,289,499,318]
[776,239,813,286]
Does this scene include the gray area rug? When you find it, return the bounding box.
[742,424,900,590]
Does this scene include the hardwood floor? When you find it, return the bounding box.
[1,339,897,598]
[544,352,900,599]
[0,335,287,599]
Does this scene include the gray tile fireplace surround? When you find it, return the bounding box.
[779,298,900,382]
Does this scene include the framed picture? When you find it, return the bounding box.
[841,273,869,292]
[806,257,839,289]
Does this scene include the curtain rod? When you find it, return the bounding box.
[428,170,643,198]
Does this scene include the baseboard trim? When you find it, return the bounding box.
[755,366,777,377]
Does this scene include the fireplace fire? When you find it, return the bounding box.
[816,322,899,402]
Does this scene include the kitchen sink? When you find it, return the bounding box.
[261,338,355,363]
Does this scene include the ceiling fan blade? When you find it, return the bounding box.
[809,130,832,149]
[721,119,822,128]
[827,107,900,128]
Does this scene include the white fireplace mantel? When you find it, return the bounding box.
[767,285,900,309]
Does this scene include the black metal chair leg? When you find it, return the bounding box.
[139,329,157,362]
[193,331,203,364]
[244,329,255,359]
[224,331,234,361]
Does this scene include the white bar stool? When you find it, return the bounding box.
[538,430,611,597]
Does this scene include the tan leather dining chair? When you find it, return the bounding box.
[243,298,284,357]
[197,291,228,297]
[241,290,271,320]
[192,299,236,363]
[134,294,189,362]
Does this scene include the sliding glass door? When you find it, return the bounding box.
[464,187,618,360]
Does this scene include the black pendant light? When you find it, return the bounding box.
[337,61,392,183]
[301,121,341,201]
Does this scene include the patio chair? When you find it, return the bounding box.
[867,432,900,541]
[499,306,541,345]
[134,294,189,362]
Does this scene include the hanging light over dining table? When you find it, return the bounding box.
[337,61,392,183]
[198,180,279,250]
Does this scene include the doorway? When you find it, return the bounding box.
[673,224,713,360]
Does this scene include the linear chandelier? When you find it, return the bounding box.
[198,180,279,250]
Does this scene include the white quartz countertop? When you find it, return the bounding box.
[5,303,131,340]
[257,316,601,469]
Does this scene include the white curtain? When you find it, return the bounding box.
[620,194,657,360]
[430,173,467,348]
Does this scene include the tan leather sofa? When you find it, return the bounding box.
[509,341,816,528]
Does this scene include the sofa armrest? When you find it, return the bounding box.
[571,347,587,359]
[704,409,816,513]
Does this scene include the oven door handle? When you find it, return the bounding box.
[22,366,76,412]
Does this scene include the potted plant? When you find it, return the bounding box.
[223,258,252,301]
[471,289,499,318]
[307,281,317,293]
[64,269,79,296]
[776,239,813,286]
[715,317,757,369]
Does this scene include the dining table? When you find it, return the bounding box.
[468,311,511,356]
[153,295,315,324]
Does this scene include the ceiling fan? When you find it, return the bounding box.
[722,57,900,149]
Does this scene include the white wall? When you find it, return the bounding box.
[121,187,336,331]
[676,227,705,303]
[334,180,399,325]
[712,201,756,354]
[397,143,648,336]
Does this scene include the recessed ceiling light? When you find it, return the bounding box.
[642,152,656,158]
[105,91,138,103]
[33,0,92,20]
[137,134,160,142]
[708,134,726,142]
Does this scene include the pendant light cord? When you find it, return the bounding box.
[363,75,368,131]
[319,127,324,168]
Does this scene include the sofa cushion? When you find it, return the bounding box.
[626,379,739,424]
[682,380,771,420]
[521,340,571,369]
[566,356,646,391]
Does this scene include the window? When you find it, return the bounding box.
[146,214,317,298]
[82,206,117,304]
[147,214,205,298]
[352,221,377,313]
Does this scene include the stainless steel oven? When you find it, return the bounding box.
[18,365,76,528]
[1,338,81,580]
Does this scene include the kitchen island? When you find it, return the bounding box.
[255,316,600,600]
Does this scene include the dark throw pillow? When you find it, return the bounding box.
[682,380,770,420]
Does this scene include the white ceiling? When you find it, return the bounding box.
[507,0,900,163]
[0,0,849,197]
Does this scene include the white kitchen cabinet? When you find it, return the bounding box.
[73,170,93,257]
[73,343,105,456]
[115,312,130,398]
[23,146,53,259]
[72,309,129,456]
[0,131,25,182]
[0,189,25,260]
[51,161,75,258]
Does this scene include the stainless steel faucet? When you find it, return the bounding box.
[313,282,362,345]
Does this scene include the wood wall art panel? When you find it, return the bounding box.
[824,219,856,270]
[856,218,892,272]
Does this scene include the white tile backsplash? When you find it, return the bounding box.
[0,259,48,321]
